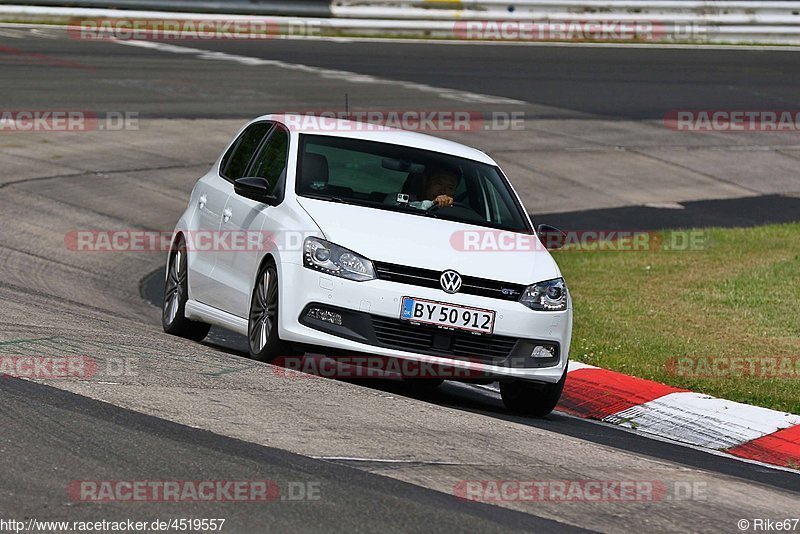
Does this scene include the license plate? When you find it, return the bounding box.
[400,297,495,335]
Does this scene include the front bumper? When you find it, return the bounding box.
[278,262,572,382]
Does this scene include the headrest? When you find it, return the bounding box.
[401,172,425,195]
[303,153,329,190]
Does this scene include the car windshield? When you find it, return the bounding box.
[295,134,531,233]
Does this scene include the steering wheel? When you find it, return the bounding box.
[426,201,472,212]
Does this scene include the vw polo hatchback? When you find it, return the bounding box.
[163,114,572,416]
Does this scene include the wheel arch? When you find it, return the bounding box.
[166,231,185,264]
[250,252,279,308]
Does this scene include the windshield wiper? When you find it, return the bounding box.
[384,203,440,219]
[301,193,439,218]
[301,193,347,203]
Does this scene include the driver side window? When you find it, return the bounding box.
[246,126,289,193]
[220,121,272,181]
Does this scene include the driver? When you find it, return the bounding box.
[421,169,457,208]
[385,167,459,210]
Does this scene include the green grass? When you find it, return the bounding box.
[553,223,800,414]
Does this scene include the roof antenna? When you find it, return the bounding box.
[345,93,349,119]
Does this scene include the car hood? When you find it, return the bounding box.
[295,197,560,286]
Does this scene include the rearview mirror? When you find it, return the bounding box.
[234,177,279,205]
[537,224,566,250]
[381,158,425,174]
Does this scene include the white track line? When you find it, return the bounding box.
[114,39,526,105]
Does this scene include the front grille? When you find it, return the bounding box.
[371,315,518,362]
[452,335,518,360]
[374,261,526,302]
[299,302,560,369]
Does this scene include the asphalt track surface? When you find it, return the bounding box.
[1,377,581,532]
[3,32,800,120]
[159,39,800,120]
[1,25,799,532]
[544,194,800,231]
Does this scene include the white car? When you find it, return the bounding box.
[163,114,572,416]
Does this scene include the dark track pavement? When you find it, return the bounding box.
[1,376,584,533]
[1,30,799,120]
[540,194,800,231]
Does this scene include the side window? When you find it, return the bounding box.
[482,174,515,225]
[246,126,289,192]
[220,122,272,181]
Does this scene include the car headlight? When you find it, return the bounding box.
[519,278,568,311]
[303,237,376,282]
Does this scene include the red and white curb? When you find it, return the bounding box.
[558,362,800,470]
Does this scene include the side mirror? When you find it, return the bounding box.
[537,224,566,250]
[234,177,279,205]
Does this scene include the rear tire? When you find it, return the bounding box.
[500,366,567,417]
[162,237,211,342]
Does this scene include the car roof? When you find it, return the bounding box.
[257,113,497,166]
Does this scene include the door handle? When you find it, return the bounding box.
[223,207,232,223]
[198,194,207,210]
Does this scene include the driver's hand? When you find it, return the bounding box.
[433,195,454,207]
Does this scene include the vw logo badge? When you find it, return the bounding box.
[440,270,463,294]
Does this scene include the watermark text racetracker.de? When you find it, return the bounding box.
[0,355,137,380]
[666,356,800,379]
[69,17,322,40]
[665,110,800,132]
[64,230,318,253]
[271,354,491,380]
[450,229,708,252]
[68,480,321,503]
[0,111,139,132]
[452,20,708,42]
[453,479,708,502]
[273,110,526,132]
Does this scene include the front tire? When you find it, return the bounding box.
[162,238,211,341]
[248,261,291,362]
[500,366,567,417]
